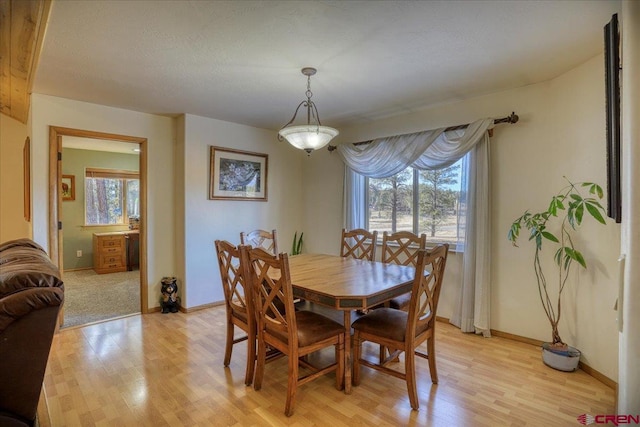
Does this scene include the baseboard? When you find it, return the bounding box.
[578,361,617,389]
[435,318,616,389]
[488,328,616,389]
[490,328,545,347]
[62,267,94,272]
[179,301,224,313]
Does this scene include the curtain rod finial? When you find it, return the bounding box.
[509,112,519,124]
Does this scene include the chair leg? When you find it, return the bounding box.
[224,319,234,366]
[244,331,256,386]
[285,348,299,416]
[352,332,361,386]
[427,336,438,384]
[253,333,266,391]
[379,344,386,364]
[405,346,419,410]
[335,335,345,391]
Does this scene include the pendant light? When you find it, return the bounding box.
[278,67,339,154]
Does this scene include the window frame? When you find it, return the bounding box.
[84,168,140,227]
[364,156,466,247]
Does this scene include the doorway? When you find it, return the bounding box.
[48,127,148,324]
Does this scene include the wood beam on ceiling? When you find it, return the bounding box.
[0,0,51,124]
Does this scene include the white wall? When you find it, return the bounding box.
[0,114,31,241]
[303,55,621,380]
[178,114,304,308]
[29,94,176,309]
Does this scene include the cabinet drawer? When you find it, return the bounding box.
[100,245,122,255]
[100,237,123,248]
[100,254,124,267]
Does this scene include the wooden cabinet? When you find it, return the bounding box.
[93,233,127,274]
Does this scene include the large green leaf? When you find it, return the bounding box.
[573,249,587,268]
[586,202,607,224]
[542,231,559,242]
[574,203,584,225]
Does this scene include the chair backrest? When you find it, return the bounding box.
[406,244,449,341]
[240,229,278,255]
[340,228,378,261]
[243,247,298,347]
[215,240,252,322]
[381,231,427,267]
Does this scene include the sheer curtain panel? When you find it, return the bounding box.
[338,118,494,336]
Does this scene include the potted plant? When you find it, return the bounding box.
[507,178,607,371]
[291,231,304,255]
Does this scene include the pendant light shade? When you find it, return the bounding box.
[278,67,339,154]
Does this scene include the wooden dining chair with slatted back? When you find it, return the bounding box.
[214,240,256,386]
[378,231,428,361]
[240,229,278,255]
[242,246,345,417]
[351,243,449,411]
[340,228,378,261]
[382,231,428,310]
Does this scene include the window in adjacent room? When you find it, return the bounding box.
[366,155,466,246]
[85,168,139,225]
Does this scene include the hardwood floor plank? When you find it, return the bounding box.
[41,306,614,426]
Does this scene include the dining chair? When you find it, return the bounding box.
[351,243,449,410]
[242,246,345,417]
[381,231,427,310]
[214,240,256,386]
[240,229,278,255]
[340,228,378,261]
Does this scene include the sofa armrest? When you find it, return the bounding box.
[0,288,64,424]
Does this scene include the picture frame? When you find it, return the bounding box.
[23,137,31,221]
[209,146,268,201]
[62,174,75,201]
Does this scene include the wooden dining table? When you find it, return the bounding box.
[287,253,416,394]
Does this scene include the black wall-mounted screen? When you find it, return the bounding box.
[604,13,621,223]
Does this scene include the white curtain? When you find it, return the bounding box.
[449,135,492,337]
[343,167,366,230]
[337,118,494,336]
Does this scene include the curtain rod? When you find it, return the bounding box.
[327,112,519,152]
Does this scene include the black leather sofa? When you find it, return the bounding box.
[0,239,65,427]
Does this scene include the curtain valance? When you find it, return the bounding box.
[336,118,494,178]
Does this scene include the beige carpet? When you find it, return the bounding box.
[61,269,141,328]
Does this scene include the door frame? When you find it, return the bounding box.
[48,126,149,314]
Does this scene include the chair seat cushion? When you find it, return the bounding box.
[351,307,408,342]
[388,292,411,310]
[269,310,343,347]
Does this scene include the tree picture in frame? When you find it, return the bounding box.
[209,146,268,201]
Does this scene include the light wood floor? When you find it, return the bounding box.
[41,305,614,426]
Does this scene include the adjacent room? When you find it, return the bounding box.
[1,0,638,426]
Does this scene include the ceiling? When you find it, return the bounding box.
[23,1,623,131]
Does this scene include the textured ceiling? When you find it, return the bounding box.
[33,0,620,131]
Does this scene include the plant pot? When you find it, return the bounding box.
[541,342,581,372]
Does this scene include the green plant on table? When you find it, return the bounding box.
[291,232,304,255]
[507,178,607,349]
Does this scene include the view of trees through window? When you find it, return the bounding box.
[367,156,465,244]
[85,170,140,225]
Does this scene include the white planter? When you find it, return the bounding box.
[541,343,581,372]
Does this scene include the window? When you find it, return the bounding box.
[85,168,139,225]
[367,155,466,245]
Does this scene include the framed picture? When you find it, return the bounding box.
[23,137,31,221]
[62,174,75,201]
[209,146,268,201]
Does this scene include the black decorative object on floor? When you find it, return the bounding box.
[161,276,179,313]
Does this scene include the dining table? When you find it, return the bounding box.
[287,252,417,394]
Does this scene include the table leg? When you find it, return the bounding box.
[343,310,352,394]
